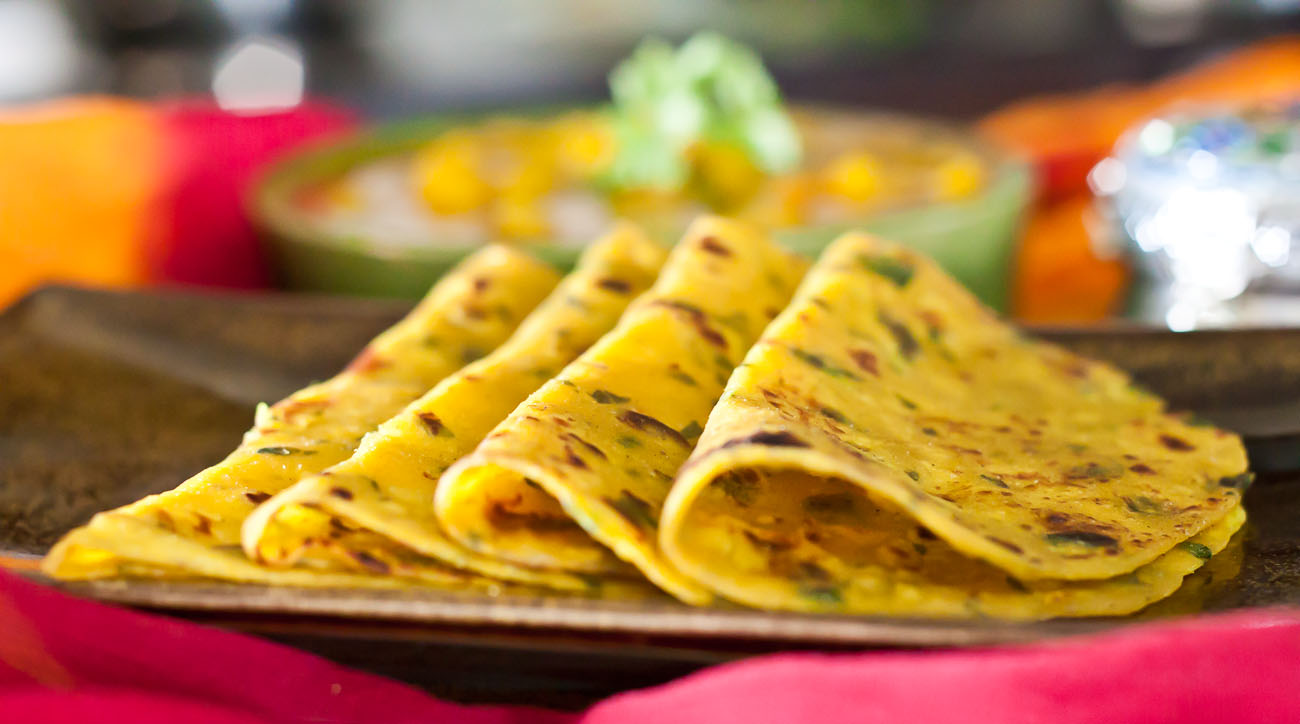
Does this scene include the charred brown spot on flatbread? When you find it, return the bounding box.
[651,300,728,349]
[848,348,879,376]
[563,432,607,461]
[606,490,658,531]
[698,236,733,257]
[877,312,919,359]
[417,412,453,437]
[1045,531,1120,548]
[617,410,690,447]
[1159,435,1195,452]
[596,278,632,293]
[988,537,1023,554]
[563,445,589,470]
[719,430,810,450]
[349,550,391,575]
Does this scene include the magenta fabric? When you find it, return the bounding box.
[588,608,1300,724]
[4,566,1300,724]
[0,571,567,724]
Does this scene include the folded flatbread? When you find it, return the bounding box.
[659,232,1250,618]
[42,246,559,586]
[436,217,810,603]
[241,225,668,593]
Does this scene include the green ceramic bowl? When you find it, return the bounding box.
[253,108,1030,310]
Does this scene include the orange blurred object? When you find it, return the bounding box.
[0,97,164,308]
[981,36,1300,201]
[987,36,1300,323]
[1012,196,1128,324]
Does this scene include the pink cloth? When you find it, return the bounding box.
[590,609,1300,724]
[0,571,565,724]
[3,567,1299,724]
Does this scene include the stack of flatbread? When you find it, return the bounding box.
[44,216,1250,619]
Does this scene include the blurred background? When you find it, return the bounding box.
[4,0,1300,327]
[7,0,1298,115]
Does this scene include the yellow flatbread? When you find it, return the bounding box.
[42,245,559,585]
[663,466,1242,618]
[659,232,1251,617]
[241,225,668,592]
[436,216,809,603]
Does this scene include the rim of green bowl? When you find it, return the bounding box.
[251,104,1031,262]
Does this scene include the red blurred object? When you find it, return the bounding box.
[148,100,359,288]
[1036,146,1114,203]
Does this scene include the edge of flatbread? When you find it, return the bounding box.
[240,224,668,594]
[42,245,559,585]
[435,216,810,604]
[659,230,1250,616]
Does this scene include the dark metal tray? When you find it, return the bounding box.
[3,285,1299,708]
